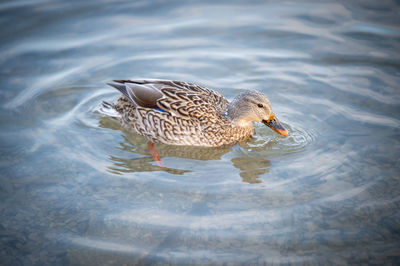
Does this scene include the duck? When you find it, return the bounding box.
[104,79,288,147]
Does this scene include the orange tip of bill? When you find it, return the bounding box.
[275,128,289,136]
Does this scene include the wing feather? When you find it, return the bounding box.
[109,79,229,121]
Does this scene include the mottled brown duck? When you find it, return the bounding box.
[105,79,288,147]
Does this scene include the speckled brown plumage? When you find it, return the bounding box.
[106,79,288,147]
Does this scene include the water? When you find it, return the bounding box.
[1,0,399,265]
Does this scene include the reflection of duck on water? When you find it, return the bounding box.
[231,157,270,184]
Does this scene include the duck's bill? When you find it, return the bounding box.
[263,115,289,136]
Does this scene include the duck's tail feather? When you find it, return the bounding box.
[107,82,130,100]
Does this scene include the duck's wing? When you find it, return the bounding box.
[107,80,163,109]
[108,79,229,119]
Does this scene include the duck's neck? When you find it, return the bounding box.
[226,102,254,129]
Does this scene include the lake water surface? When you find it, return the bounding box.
[1,0,400,265]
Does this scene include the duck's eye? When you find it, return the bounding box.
[257,103,264,108]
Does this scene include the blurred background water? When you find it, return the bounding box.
[0,0,399,265]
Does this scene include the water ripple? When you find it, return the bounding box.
[1,0,399,264]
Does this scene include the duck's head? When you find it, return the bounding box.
[227,90,289,136]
